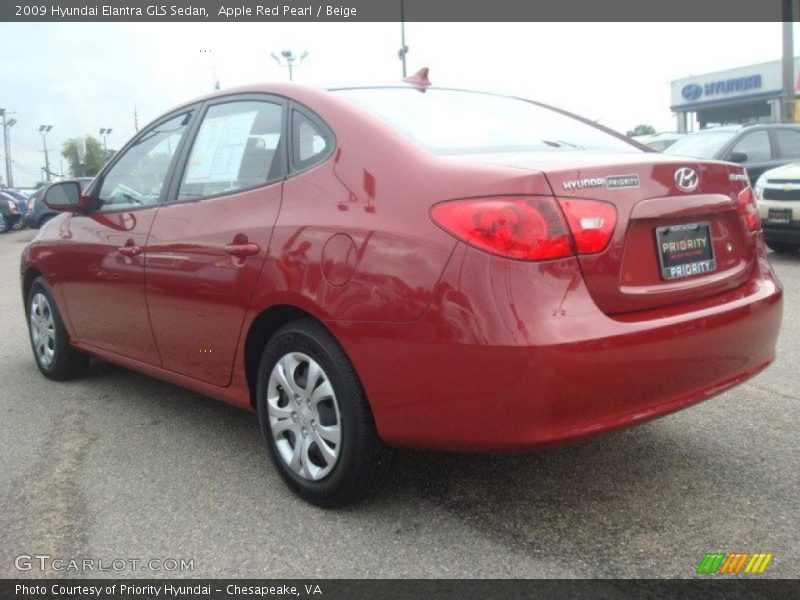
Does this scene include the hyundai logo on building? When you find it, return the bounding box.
[681,75,762,104]
[682,84,702,102]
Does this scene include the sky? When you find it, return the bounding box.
[0,21,794,187]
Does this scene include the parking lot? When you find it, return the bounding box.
[0,226,797,579]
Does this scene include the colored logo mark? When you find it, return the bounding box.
[696,552,773,574]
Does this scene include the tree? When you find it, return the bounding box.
[627,124,656,137]
[61,136,106,177]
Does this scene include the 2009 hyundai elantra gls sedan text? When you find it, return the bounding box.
[21,73,783,506]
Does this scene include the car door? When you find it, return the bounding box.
[56,110,196,365]
[725,129,775,182]
[144,95,287,386]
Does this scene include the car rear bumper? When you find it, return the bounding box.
[332,242,783,451]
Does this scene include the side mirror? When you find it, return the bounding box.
[729,151,748,163]
[43,181,89,212]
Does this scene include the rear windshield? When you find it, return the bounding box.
[334,87,640,156]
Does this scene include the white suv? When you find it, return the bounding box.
[757,163,800,254]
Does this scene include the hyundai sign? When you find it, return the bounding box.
[671,58,799,110]
[680,75,762,103]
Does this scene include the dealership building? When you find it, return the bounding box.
[670,58,800,131]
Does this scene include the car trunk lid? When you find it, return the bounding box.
[460,152,757,315]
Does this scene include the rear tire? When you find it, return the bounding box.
[0,214,9,233]
[766,241,800,254]
[27,277,90,380]
[256,319,394,507]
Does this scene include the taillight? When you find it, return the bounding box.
[557,198,617,254]
[737,187,761,232]
[431,197,572,260]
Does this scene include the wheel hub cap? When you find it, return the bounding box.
[267,352,342,481]
[29,293,56,368]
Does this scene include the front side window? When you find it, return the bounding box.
[98,112,192,211]
[335,87,639,155]
[729,131,771,162]
[178,100,283,201]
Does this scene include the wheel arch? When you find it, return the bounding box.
[22,267,43,311]
[243,304,346,409]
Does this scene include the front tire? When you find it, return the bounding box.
[766,240,800,254]
[256,319,394,507]
[27,277,90,380]
[11,217,25,230]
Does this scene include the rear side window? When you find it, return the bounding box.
[291,110,332,170]
[775,129,800,159]
[335,87,639,155]
[178,100,284,201]
[729,131,771,162]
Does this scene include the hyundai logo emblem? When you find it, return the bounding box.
[674,167,699,192]
[681,84,703,102]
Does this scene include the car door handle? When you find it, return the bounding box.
[224,242,260,258]
[118,245,142,257]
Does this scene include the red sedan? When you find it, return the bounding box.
[21,75,783,506]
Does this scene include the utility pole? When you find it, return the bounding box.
[398,0,409,77]
[39,125,53,182]
[271,50,308,81]
[0,108,15,188]
[782,0,796,122]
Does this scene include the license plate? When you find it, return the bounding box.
[655,223,716,281]
[767,208,792,224]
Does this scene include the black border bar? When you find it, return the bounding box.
[0,0,797,22]
[3,579,799,600]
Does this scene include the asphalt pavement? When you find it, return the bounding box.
[0,228,797,578]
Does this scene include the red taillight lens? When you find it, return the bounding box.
[737,187,761,232]
[431,197,572,261]
[557,198,617,254]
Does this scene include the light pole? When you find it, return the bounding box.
[398,0,409,77]
[0,108,16,188]
[39,125,53,182]
[99,128,113,154]
[781,0,795,122]
[271,50,309,81]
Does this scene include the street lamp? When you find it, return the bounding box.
[39,124,53,183]
[0,108,16,188]
[99,127,113,153]
[270,49,309,81]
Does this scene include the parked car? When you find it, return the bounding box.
[0,191,23,233]
[1,189,28,229]
[26,178,93,228]
[21,79,783,506]
[631,131,684,151]
[755,162,800,253]
[664,123,800,183]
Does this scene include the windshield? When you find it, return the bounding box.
[663,129,738,159]
[335,88,640,156]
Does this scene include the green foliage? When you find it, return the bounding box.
[627,124,657,137]
[61,136,107,177]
